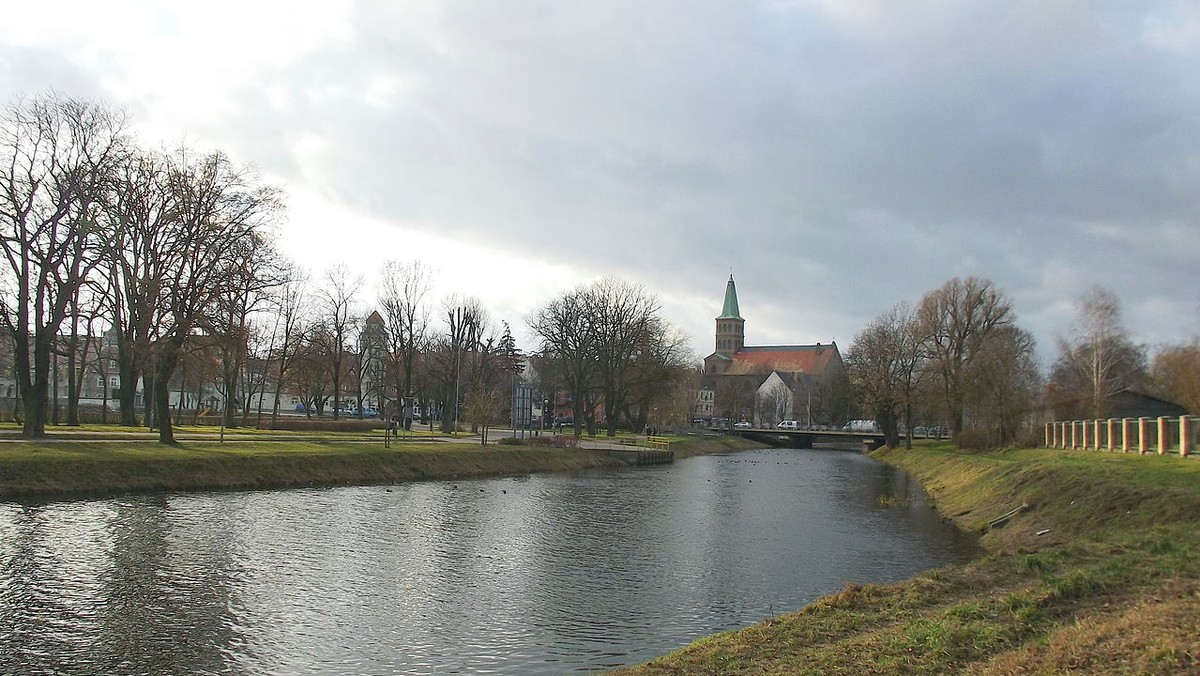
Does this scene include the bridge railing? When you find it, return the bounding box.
[1043,416,1196,457]
[646,436,671,450]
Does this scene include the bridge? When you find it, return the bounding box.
[723,426,888,450]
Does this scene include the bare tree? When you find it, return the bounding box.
[1150,340,1200,415]
[528,285,599,436]
[97,148,175,427]
[464,374,506,444]
[442,295,487,433]
[145,148,282,443]
[1051,286,1146,419]
[527,278,679,437]
[313,263,363,420]
[290,330,332,417]
[377,259,431,421]
[846,303,926,448]
[621,322,693,431]
[0,93,128,436]
[266,266,308,423]
[759,379,791,427]
[589,278,661,437]
[917,277,1014,435]
[209,227,282,426]
[714,376,757,427]
[969,325,1041,445]
[241,317,275,426]
[59,282,107,425]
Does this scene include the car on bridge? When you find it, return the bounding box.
[734,421,752,429]
[843,420,880,432]
[777,420,800,430]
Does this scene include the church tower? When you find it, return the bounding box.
[715,274,745,356]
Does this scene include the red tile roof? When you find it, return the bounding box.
[718,344,840,376]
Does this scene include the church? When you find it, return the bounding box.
[698,276,849,427]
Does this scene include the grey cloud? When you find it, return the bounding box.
[11,1,1197,358]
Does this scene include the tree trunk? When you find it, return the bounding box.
[152,344,179,444]
[66,341,80,426]
[18,335,54,437]
[155,367,175,444]
[20,381,47,437]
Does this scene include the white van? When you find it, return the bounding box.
[842,419,879,432]
[776,420,799,430]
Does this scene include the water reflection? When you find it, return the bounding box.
[0,448,977,674]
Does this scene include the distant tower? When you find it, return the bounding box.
[362,311,388,409]
[715,274,744,356]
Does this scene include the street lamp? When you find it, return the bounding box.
[453,346,460,436]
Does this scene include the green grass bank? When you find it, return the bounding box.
[612,443,1200,675]
[0,432,756,500]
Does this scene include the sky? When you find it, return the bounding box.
[3,1,1198,365]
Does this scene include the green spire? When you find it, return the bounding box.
[719,274,742,319]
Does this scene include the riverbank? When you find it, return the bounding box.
[612,443,1200,674]
[0,431,758,500]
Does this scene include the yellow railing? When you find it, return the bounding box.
[647,436,671,450]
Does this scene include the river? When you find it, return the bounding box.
[0,446,977,674]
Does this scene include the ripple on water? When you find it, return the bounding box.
[0,449,977,674]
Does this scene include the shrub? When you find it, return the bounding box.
[520,435,580,448]
[1015,429,1044,449]
[257,417,382,432]
[497,436,522,445]
[954,429,993,452]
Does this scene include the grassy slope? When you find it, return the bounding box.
[612,444,1200,675]
[0,432,757,499]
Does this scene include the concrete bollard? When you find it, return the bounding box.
[1181,416,1192,458]
[1082,421,1090,450]
[1093,419,1103,450]
[1107,419,1117,452]
[1158,417,1170,456]
[1121,418,1132,453]
[1138,418,1150,455]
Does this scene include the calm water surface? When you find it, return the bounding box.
[0,447,978,674]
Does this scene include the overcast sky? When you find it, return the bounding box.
[3,1,1197,364]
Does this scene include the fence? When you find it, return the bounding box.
[1044,416,1197,457]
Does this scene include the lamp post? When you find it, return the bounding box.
[453,347,460,437]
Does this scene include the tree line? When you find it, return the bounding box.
[846,277,1198,449]
[0,92,697,442]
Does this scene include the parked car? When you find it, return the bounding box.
[776,420,799,430]
[734,421,752,429]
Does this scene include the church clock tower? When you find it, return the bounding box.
[715,274,744,356]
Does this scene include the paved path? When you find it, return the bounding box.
[0,427,660,451]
